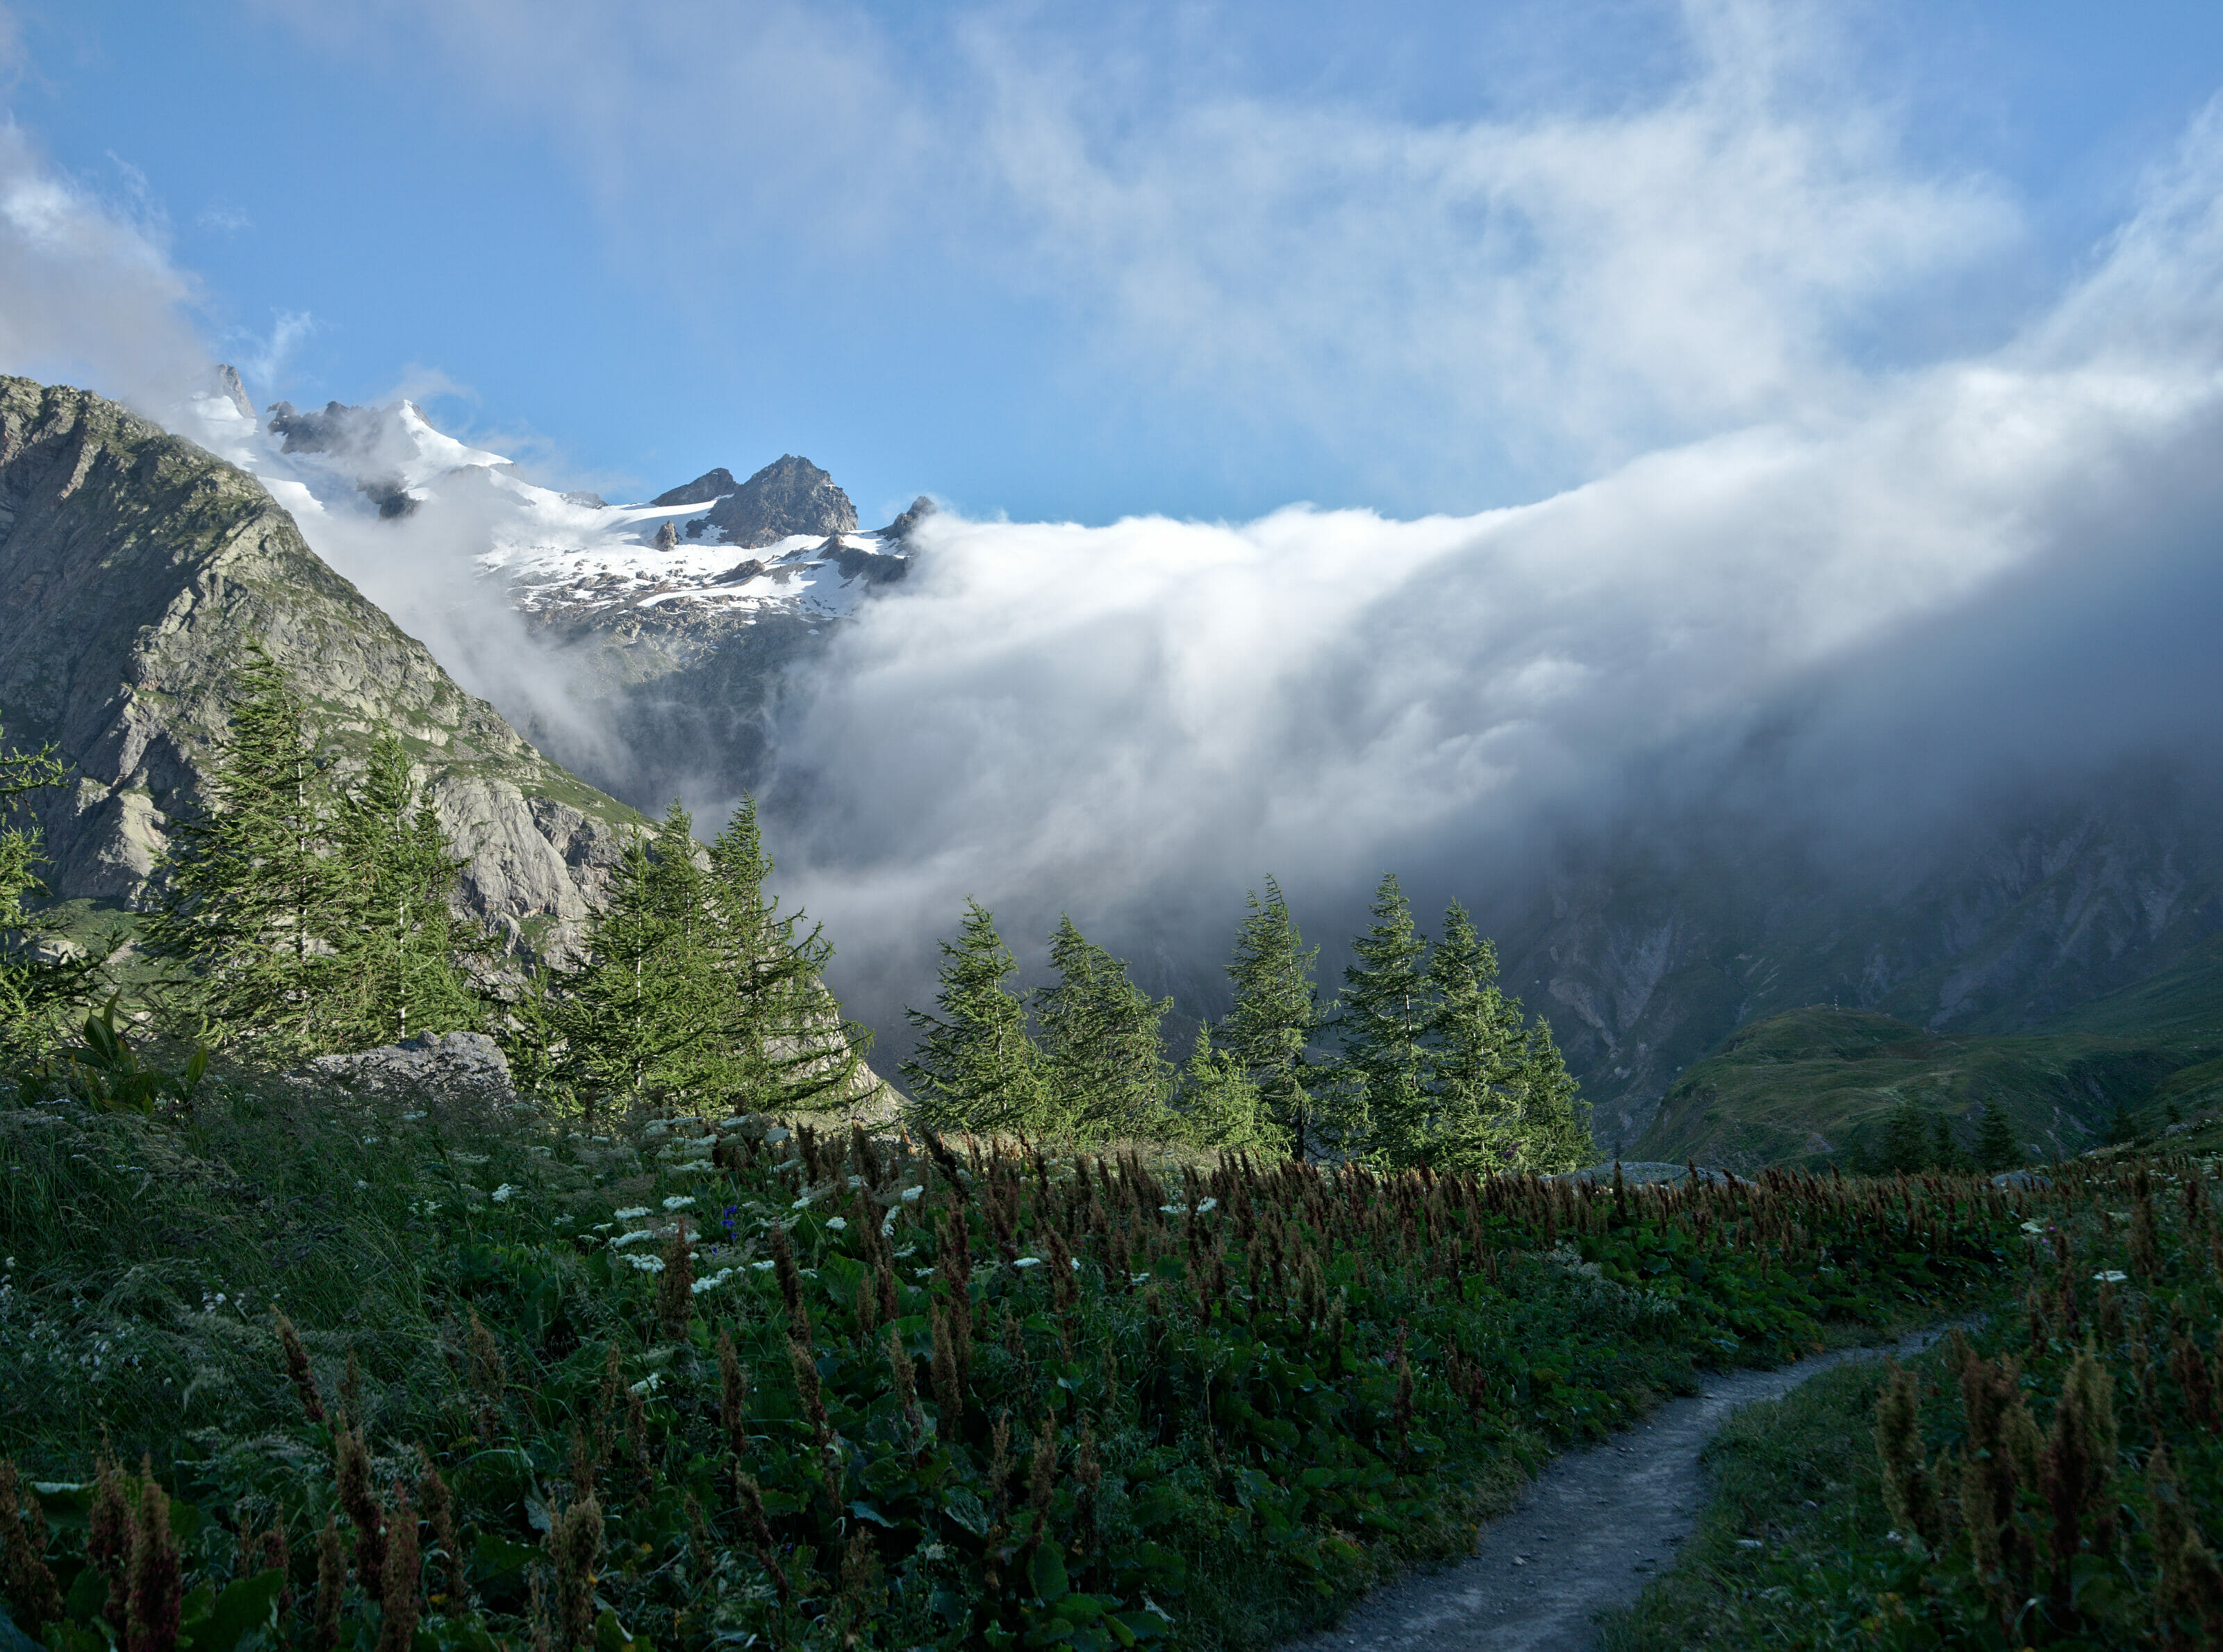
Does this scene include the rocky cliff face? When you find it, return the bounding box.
[0,376,645,948]
[702,455,857,548]
[1496,772,2223,1151]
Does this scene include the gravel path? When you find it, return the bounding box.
[1280,1328,1950,1652]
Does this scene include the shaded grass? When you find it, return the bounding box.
[1596,1353,1906,1652]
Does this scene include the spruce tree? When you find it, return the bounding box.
[699,796,866,1113]
[1034,916,1173,1141]
[1421,901,1594,1173]
[0,725,111,1051]
[542,801,731,1106]
[1172,1024,1280,1153]
[327,734,486,1048]
[901,900,1052,1137]
[1335,873,1432,1168]
[1976,1097,2022,1173]
[1220,877,1322,1159]
[144,649,345,1057]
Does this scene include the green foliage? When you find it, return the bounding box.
[1220,878,1323,1159]
[1035,916,1175,1141]
[1976,1096,2022,1173]
[1170,1025,1282,1153]
[902,900,1054,1135]
[0,1062,2029,1652]
[34,996,208,1114]
[519,798,866,1118]
[324,734,489,1049]
[1606,1155,2223,1651]
[1334,874,1430,1167]
[1421,902,1592,1174]
[0,725,113,1053]
[142,652,489,1061]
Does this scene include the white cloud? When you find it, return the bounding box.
[0,121,210,416]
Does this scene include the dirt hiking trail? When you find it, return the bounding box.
[1281,1328,1950,1652]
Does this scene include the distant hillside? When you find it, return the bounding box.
[1498,772,2223,1152]
[0,376,646,953]
[1630,934,2223,1171]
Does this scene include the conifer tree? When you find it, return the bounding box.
[699,796,866,1113]
[541,800,730,1106]
[1220,877,1323,1158]
[327,735,486,1048]
[144,650,345,1057]
[902,900,1052,1137]
[1172,1024,1280,1153]
[1335,873,1432,1168]
[1976,1096,2022,1173]
[1421,901,1594,1173]
[1034,916,1173,1141]
[0,725,111,1051]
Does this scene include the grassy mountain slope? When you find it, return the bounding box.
[1631,936,2223,1171]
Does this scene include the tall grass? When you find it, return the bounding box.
[1,1076,2037,1651]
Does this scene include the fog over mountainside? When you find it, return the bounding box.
[5,15,2222,1146]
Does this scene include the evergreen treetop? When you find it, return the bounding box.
[1220,877,1322,1159]
[902,900,1052,1137]
[1034,915,1174,1141]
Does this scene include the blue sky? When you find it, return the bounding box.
[7,0,2223,524]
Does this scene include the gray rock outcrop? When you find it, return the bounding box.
[304,1030,518,1107]
[0,375,643,952]
[874,495,937,547]
[702,455,856,548]
[650,468,738,507]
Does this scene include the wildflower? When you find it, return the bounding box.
[491,1184,519,1203]
[628,1373,663,1396]
[750,1259,775,1271]
[1014,1257,1043,1269]
[900,1185,924,1203]
[825,1216,848,1231]
[611,1230,658,1248]
[691,1270,735,1296]
[354,1180,368,1189]
[2020,1220,2046,1234]
[2093,1269,2129,1283]
[613,1206,650,1220]
[554,1214,573,1226]
[662,1195,695,1210]
[625,1254,667,1273]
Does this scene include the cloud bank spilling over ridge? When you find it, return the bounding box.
[757,101,2223,1032]
[4,3,2222,1075]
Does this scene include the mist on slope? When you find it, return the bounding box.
[5,16,2222,1118]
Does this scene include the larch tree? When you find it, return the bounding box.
[901,900,1052,1137]
[1172,1023,1280,1153]
[1334,873,1432,1168]
[699,795,867,1114]
[1422,900,1594,1173]
[1219,877,1323,1159]
[0,724,112,1051]
[1034,915,1173,1143]
[327,734,486,1049]
[143,648,346,1057]
[540,800,730,1107]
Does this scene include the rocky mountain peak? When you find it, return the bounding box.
[702,454,857,548]
[650,468,738,507]
[875,495,938,547]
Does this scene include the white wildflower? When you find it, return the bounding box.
[2093,1269,2129,1283]
[663,1195,695,1210]
[626,1253,667,1273]
[611,1230,659,1248]
[691,1270,735,1296]
[613,1206,651,1220]
[1014,1257,1043,1269]
[751,1260,776,1271]
[2020,1221,2046,1234]
[900,1186,924,1203]
[825,1216,848,1231]
[628,1372,663,1396]
[1196,1198,1218,1214]
[491,1184,520,1203]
